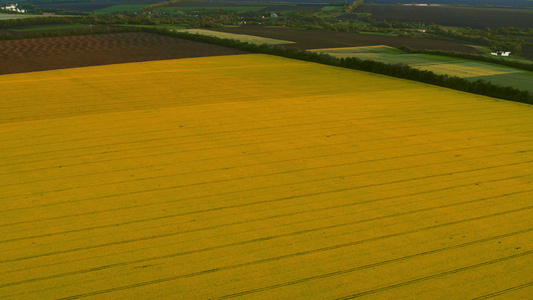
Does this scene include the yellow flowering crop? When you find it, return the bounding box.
[1,54,532,299]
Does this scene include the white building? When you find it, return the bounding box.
[1,3,26,13]
[491,51,511,57]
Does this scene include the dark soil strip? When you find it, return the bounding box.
[0,32,248,75]
[212,26,483,53]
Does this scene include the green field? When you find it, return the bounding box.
[0,13,55,20]
[95,4,148,15]
[321,6,343,12]
[313,46,533,92]
[154,5,267,13]
[359,31,400,37]
[127,24,188,30]
[10,23,92,31]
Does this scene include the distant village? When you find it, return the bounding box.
[491,51,512,57]
[1,3,26,13]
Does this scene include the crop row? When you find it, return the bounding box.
[2,54,532,298]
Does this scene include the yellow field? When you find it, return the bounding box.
[1,54,532,299]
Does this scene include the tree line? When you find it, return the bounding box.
[141,27,533,105]
[1,7,529,56]
[0,23,530,105]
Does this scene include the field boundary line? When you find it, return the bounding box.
[2,170,530,246]
[2,115,532,174]
[2,137,532,203]
[4,227,532,292]
[215,231,533,299]
[51,207,533,300]
[2,98,515,153]
[471,282,533,299]
[335,251,533,299]
[2,192,532,265]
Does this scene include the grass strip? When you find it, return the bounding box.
[398,45,533,72]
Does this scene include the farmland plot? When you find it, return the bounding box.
[0,13,57,20]
[1,54,532,299]
[213,26,482,53]
[155,5,268,12]
[313,46,533,92]
[94,5,148,15]
[0,32,248,75]
[175,29,294,45]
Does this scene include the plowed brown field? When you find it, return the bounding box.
[0,32,248,75]
[212,26,482,52]
[1,54,532,299]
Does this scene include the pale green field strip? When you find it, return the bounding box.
[321,6,343,12]
[95,4,148,14]
[175,29,294,45]
[10,24,92,31]
[0,13,57,20]
[313,46,533,92]
[1,54,532,299]
[155,6,268,12]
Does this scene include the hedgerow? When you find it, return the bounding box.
[1,23,530,104]
[142,27,533,105]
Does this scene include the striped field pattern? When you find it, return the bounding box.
[1,54,532,299]
[311,46,533,93]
